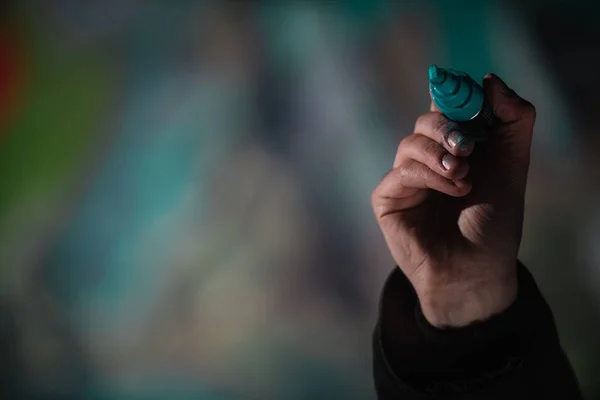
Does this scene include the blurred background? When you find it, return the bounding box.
[0,0,599,399]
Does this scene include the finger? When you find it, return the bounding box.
[372,160,472,216]
[414,112,475,157]
[483,73,536,126]
[430,98,441,113]
[394,134,469,181]
[483,73,536,158]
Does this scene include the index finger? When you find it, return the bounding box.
[430,98,441,113]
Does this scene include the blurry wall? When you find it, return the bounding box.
[0,1,599,399]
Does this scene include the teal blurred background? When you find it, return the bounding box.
[1,0,599,399]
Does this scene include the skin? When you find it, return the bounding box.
[372,74,536,327]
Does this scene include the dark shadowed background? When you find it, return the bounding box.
[0,1,599,399]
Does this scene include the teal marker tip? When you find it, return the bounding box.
[428,64,485,122]
[428,64,445,85]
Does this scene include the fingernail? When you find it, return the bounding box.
[459,139,474,153]
[441,153,453,170]
[447,131,466,148]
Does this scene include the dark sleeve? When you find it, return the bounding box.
[373,261,583,399]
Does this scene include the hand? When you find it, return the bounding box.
[372,74,536,327]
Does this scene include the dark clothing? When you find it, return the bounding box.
[373,262,583,399]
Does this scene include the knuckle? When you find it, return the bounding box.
[371,183,380,203]
[400,134,414,146]
[397,134,414,153]
[415,113,438,132]
[394,135,414,165]
[371,196,388,220]
[371,181,388,214]
[395,135,413,160]
[370,187,381,210]
[414,113,429,131]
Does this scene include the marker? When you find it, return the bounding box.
[428,64,494,141]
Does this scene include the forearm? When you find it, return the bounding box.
[373,262,582,399]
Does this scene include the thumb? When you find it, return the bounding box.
[480,74,536,190]
[483,73,536,161]
[483,73,536,127]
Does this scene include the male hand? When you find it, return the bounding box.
[372,74,536,327]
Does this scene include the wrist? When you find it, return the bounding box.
[417,275,518,328]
